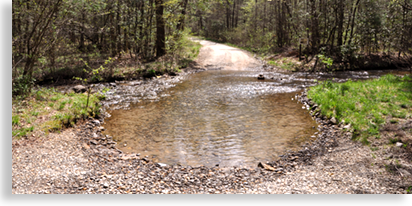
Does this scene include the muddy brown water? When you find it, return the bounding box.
[102,69,410,168]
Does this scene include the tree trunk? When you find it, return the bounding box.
[177,0,188,31]
[337,0,344,48]
[232,0,236,29]
[255,0,257,31]
[310,0,319,53]
[139,1,145,56]
[226,0,230,29]
[80,11,85,52]
[155,0,165,57]
[110,13,116,57]
[116,0,122,56]
[235,0,239,27]
[347,0,360,47]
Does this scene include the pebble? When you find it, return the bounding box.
[156,163,168,167]
[395,142,403,147]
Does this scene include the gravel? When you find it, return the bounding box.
[12,119,409,194]
[12,73,412,194]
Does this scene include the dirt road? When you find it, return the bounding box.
[193,39,262,70]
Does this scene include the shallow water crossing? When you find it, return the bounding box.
[103,70,321,167]
[102,69,409,167]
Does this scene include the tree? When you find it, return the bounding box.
[156,0,166,57]
[15,0,63,82]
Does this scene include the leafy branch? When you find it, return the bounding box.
[73,57,113,112]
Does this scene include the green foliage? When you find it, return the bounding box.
[12,87,101,139]
[95,87,110,100]
[317,54,333,69]
[58,101,67,111]
[148,69,156,76]
[308,74,412,143]
[50,96,59,101]
[340,84,350,96]
[281,62,297,71]
[389,138,400,144]
[75,57,112,83]
[187,0,412,70]
[12,126,34,138]
[12,76,35,97]
[267,61,279,66]
[12,115,20,126]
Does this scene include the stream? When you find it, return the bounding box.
[101,69,409,168]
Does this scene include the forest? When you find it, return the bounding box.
[12,0,412,95]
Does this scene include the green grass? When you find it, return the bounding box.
[267,57,299,71]
[12,115,20,126]
[267,60,279,66]
[307,74,412,144]
[12,87,101,139]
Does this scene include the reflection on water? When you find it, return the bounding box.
[103,69,409,167]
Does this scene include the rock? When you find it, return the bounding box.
[110,82,117,87]
[90,140,98,145]
[290,156,299,161]
[395,142,403,147]
[257,74,265,80]
[258,162,276,171]
[156,163,168,167]
[129,82,141,86]
[91,120,101,126]
[330,117,337,124]
[399,169,411,177]
[73,85,87,93]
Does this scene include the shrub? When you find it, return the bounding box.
[12,76,35,96]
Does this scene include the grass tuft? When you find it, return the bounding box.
[12,115,20,126]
